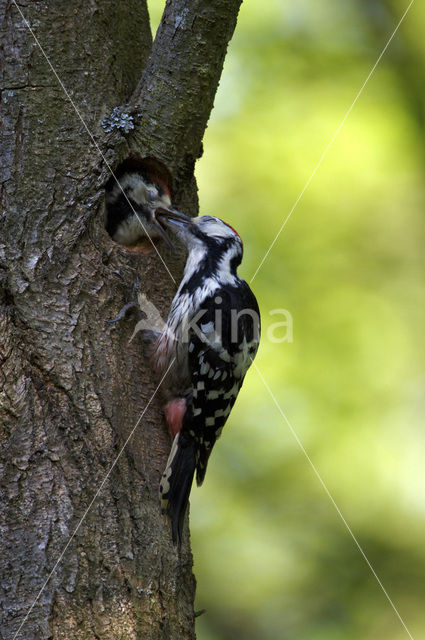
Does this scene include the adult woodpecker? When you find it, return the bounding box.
[151,211,261,544]
[105,165,180,248]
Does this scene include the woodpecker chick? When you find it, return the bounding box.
[105,171,180,248]
[152,211,261,544]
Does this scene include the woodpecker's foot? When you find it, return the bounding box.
[164,398,187,438]
[108,300,139,323]
[108,276,141,324]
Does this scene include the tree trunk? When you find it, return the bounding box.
[0,1,241,638]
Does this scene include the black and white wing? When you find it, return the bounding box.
[186,283,260,485]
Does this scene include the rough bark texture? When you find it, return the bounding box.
[0,0,241,638]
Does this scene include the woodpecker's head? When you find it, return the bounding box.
[159,212,242,250]
[158,212,244,274]
[105,172,187,249]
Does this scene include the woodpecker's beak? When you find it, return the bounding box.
[153,207,190,250]
[146,207,189,251]
[153,207,190,249]
[151,216,177,250]
[156,207,191,228]
[155,209,192,249]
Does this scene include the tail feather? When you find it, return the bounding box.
[195,448,210,487]
[160,432,196,544]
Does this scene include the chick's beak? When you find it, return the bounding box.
[151,216,176,250]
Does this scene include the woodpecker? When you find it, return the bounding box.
[151,211,261,544]
[105,167,180,248]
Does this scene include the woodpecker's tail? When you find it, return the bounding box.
[160,431,196,545]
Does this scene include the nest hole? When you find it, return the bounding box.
[104,156,173,252]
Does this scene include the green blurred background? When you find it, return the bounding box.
[149,1,425,638]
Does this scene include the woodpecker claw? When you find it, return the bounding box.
[108,301,139,323]
[108,277,141,324]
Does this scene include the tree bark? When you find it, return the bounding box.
[0,1,241,638]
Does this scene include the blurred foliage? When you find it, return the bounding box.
[148,1,425,638]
